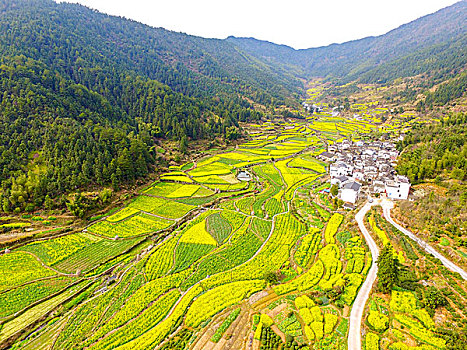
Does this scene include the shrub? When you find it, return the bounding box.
[368,310,389,332]
[365,332,380,350]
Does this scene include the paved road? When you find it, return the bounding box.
[381,199,467,281]
[348,200,379,350]
[348,198,467,350]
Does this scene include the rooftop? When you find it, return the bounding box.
[343,182,361,191]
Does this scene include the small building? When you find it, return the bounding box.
[330,162,352,178]
[237,170,252,182]
[372,180,386,194]
[331,175,349,187]
[318,151,335,162]
[352,171,365,182]
[385,176,411,199]
[340,182,361,204]
[355,141,364,147]
[364,149,376,157]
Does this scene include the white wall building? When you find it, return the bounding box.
[330,162,352,177]
[385,176,411,199]
[331,175,349,186]
[352,171,365,181]
[340,182,361,204]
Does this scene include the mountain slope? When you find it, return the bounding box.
[227,1,467,83]
[0,0,282,212]
[0,0,302,105]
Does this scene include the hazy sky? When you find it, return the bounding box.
[57,0,460,49]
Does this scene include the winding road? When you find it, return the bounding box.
[348,200,379,350]
[381,199,467,281]
[348,198,467,350]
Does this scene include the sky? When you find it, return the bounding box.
[57,0,460,49]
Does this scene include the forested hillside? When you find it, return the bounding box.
[395,112,467,254]
[228,1,467,85]
[0,54,267,212]
[0,0,301,105]
[0,0,291,212]
[396,112,466,183]
[0,0,466,214]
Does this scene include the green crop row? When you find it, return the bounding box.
[294,228,322,268]
[211,308,241,342]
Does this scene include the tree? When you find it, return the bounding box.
[44,194,53,211]
[376,244,398,293]
[445,325,467,350]
[179,135,188,154]
[424,287,447,315]
[265,272,279,285]
[330,184,338,197]
[2,197,10,213]
[98,188,112,204]
[111,173,119,191]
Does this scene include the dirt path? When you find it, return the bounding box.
[19,251,77,277]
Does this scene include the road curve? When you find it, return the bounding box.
[348,200,379,350]
[381,200,467,281]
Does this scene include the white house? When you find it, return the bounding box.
[341,141,351,150]
[318,151,335,162]
[331,175,349,187]
[372,180,386,193]
[330,162,352,178]
[352,171,365,181]
[364,149,376,157]
[340,181,361,204]
[385,176,411,199]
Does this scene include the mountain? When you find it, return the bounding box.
[0,0,292,212]
[227,1,467,83]
[0,0,302,105]
[0,0,466,213]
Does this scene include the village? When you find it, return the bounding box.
[318,138,411,209]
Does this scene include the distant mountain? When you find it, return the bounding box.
[227,1,467,83]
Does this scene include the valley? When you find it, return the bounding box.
[1,82,465,350]
[0,0,466,349]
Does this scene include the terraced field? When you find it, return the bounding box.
[1,102,391,349]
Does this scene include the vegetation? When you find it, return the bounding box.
[397,112,466,183]
[376,244,399,293]
[211,308,241,342]
[1,2,466,349]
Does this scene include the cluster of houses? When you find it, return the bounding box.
[318,139,411,207]
[302,102,323,113]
